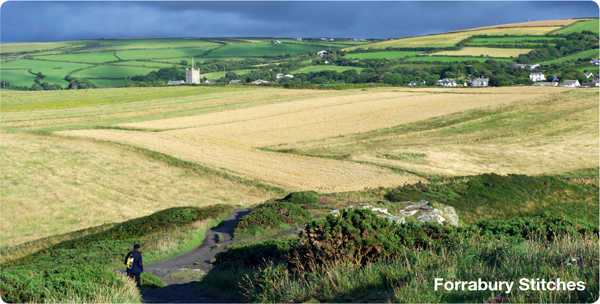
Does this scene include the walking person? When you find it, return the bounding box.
[124,244,143,288]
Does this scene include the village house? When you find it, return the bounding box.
[552,74,560,82]
[204,80,215,84]
[271,40,281,44]
[316,50,329,56]
[320,38,328,41]
[437,78,457,87]
[528,64,541,70]
[229,79,241,84]
[590,59,600,66]
[581,82,599,87]
[559,80,581,87]
[512,64,527,69]
[167,80,185,85]
[327,38,335,42]
[273,73,294,79]
[529,72,546,82]
[409,80,426,86]
[294,38,303,41]
[584,72,594,78]
[471,77,489,87]
[251,79,271,85]
[532,82,558,86]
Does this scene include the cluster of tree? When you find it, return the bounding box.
[515,31,599,64]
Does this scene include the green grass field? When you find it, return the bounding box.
[470,36,565,43]
[540,49,600,65]
[207,42,329,57]
[154,57,248,64]
[407,56,514,63]
[201,69,252,79]
[34,51,119,63]
[71,65,157,78]
[1,60,93,86]
[110,61,180,68]
[117,47,219,60]
[0,69,37,87]
[552,19,600,35]
[0,40,97,55]
[88,78,133,88]
[58,38,221,53]
[345,51,422,59]
[290,65,364,73]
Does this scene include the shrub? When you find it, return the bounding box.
[213,238,299,270]
[235,201,312,235]
[278,191,320,205]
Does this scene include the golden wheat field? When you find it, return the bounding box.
[433,47,534,58]
[59,87,559,192]
[343,27,561,50]
[463,18,583,31]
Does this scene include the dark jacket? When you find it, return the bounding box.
[124,250,143,273]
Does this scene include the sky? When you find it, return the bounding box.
[1,1,598,43]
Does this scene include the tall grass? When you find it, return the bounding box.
[205,234,598,303]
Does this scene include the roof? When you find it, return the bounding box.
[167,80,185,85]
[531,72,544,76]
[562,80,579,84]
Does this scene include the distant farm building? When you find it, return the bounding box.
[271,40,281,44]
[528,64,541,70]
[529,72,545,82]
[559,80,581,87]
[229,79,242,84]
[409,80,426,86]
[167,80,185,85]
[316,50,329,56]
[252,79,271,84]
[327,38,335,42]
[273,73,294,79]
[532,82,558,86]
[418,53,428,56]
[512,64,527,69]
[205,80,215,84]
[590,59,600,66]
[581,82,599,87]
[471,77,489,87]
[437,78,457,87]
[294,38,303,41]
[584,72,593,78]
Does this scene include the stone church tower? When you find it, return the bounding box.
[186,68,200,84]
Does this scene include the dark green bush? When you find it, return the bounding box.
[213,238,299,270]
[235,201,312,235]
[279,191,320,205]
[287,208,597,273]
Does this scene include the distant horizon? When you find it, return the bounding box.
[1,1,598,44]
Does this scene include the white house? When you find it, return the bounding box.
[271,40,281,44]
[584,72,594,78]
[327,38,335,42]
[559,80,581,87]
[167,80,185,85]
[437,78,457,87]
[251,79,271,85]
[204,80,215,84]
[532,82,558,87]
[229,79,241,84]
[590,59,600,66]
[409,80,426,86]
[316,50,329,56]
[528,64,541,70]
[529,72,546,82]
[273,73,294,79]
[471,77,489,87]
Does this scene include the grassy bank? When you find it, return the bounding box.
[1,205,234,303]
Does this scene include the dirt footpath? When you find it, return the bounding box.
[140,209,249,303]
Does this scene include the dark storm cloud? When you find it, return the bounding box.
[1,1,598,43]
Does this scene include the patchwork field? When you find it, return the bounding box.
[0,69,37,86]
[117,47,220,60]
[52,87,570,193]
[0,40,96,54]
[268,89,597,178]
[345,51,422,59]
[71,65,157,78]
[469,36,565,43]
[0,59,94,86]
[540,49,600,65]
[552,19,600,35]
[88,78,133,88]
[207,42,330,57]
[110,61,182,68]
[291,65,364,73]
[406,56,514,63]
[34,51,119,63]
[343,27,561,50]
[432,47,533,58]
